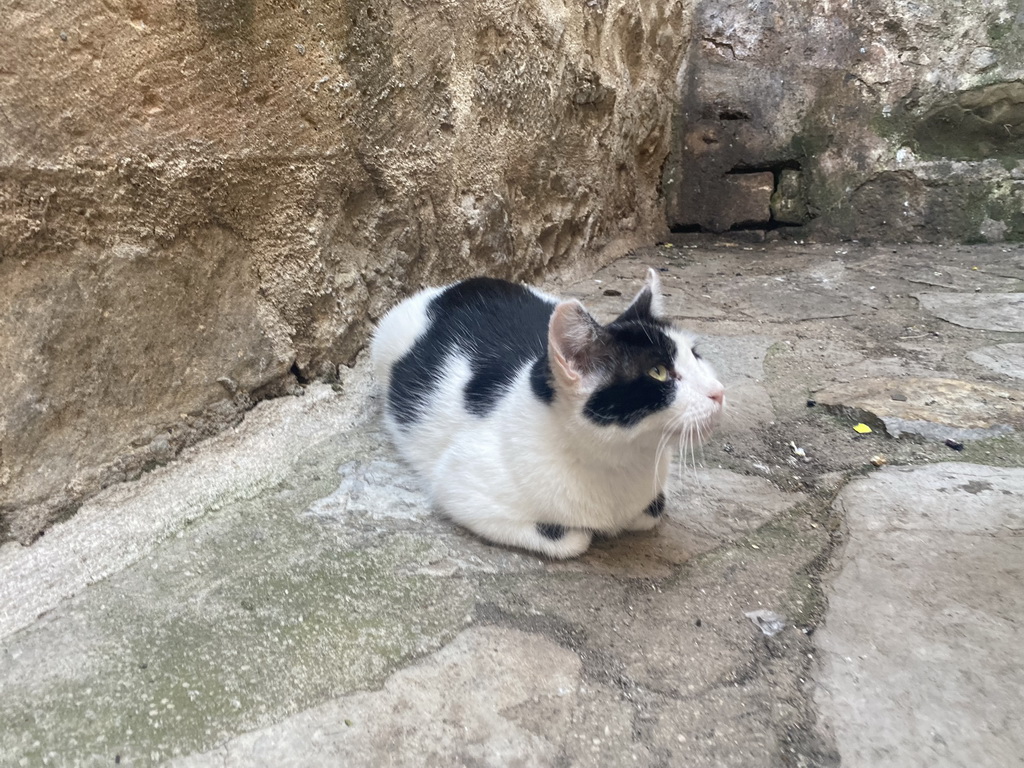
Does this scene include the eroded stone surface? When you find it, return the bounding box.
[4,243,1024,768]
[817,464,1024,767]
[670,169,775,233]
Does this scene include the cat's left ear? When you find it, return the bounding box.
[615,268,664,323]
[548,300,605,389]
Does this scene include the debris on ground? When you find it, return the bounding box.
[745,609,786,637]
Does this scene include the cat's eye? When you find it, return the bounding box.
[648,364,669,382]
[692,347,702,360]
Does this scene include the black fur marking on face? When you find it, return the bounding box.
[536,522,566,540]
[645,492,666,518]
[582,320,679,428]
[388,278,556,425]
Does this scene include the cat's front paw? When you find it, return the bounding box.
[623,511,661,532]
[623,492,666,531]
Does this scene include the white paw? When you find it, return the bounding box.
[623,493,666,531]
[624,511,661,532]
[454,517,593,559]
[535,526,593,559]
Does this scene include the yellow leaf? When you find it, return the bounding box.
[853,423,873,434]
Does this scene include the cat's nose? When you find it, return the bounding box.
[709,388,724,406]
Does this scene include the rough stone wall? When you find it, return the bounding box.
[0,0,689,543]
[664,0,1024,241]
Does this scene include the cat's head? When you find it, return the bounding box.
[547,269,724,441]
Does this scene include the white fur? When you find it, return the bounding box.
[371,276,724,559]
[370,285,447,389]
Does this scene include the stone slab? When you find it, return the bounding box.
[968,343,1024,380]
[168,626,584,768]
[816,464,1024,768]
[916,293,1024,333]
[813,376,1024,441]
[0,377,377,640]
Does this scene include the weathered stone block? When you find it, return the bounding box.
[771,169,808,225]
[670,171,774,233]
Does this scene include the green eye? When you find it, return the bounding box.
[648,364,669,382]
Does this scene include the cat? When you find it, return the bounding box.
[370,268,724,559]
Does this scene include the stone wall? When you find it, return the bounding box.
[664,0,1024,241]
[0,0,689,543]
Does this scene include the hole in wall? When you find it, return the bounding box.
[669,159,807,235]
[289,362,310,385]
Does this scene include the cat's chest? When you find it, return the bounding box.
[498,419,659,517]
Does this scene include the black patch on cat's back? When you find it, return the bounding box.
[388,278,556,424]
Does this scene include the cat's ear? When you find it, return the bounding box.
[615,268,664,323]
[548,300,604,388]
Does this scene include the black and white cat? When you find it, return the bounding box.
[371,269,724,559]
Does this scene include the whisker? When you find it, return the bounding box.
[688,428,699,483]
[694,424,708,491]
[653,412,687,493]
[653,409,692,498]
[652,434,671,497]
[679,427,692,486]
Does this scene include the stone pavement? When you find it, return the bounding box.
[1,242,1022,767]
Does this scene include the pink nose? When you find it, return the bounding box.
[709,389,724,406]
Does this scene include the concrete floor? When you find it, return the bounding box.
[2,241,1022,767]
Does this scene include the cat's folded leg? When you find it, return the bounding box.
[458,514,593,559]
[439,496,593,558]
[430,452,593,558]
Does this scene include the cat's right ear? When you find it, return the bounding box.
[615,268,665,323]
[548,300,603,389]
